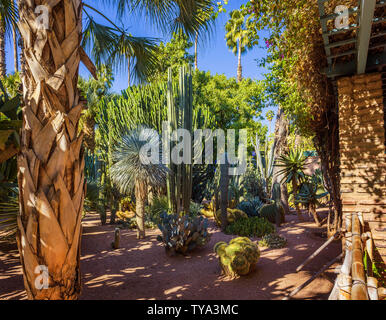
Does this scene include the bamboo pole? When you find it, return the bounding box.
[351,213,368,300]
[337,273,352,300]
[378,287,386,300]
[283,252,344,300]
[296,233,339,272]
[367,277,378,300]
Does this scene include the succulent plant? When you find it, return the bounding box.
[214,237,260,278]
[157,212,211,256]
[236,197,264,217]
[259,233,287,249]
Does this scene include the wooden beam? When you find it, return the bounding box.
[357,0,377,74]
[323,52,386,77]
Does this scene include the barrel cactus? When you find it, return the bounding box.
[259,183,285,225]
[214,237,260,278]
[157,212,211,256]
[214,208,248,227]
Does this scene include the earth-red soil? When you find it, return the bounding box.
[0,210,341,300]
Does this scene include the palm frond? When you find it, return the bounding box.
[82,6,159,82]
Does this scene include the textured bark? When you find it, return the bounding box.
[271,107,290,214]
[16,0,94,300]
[310,203,321,227]
[135,182,147,239]
[0,20,6,78]
[237,40,242,83]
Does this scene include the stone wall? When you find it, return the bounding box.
[337,72,386,263]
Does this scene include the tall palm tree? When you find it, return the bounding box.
[275,149,307,220]
[0,0,18,77]
[225,8,258,82]
[16,0,214,300]
[110,127,168,239]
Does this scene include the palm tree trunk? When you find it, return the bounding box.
[237,40,242,83]
[194,31,198,70]
[12,0,18,72]
[12,24,18,72]
[292,178,303,221]
[16,0,93,300]
[0,20,6,78]
[272,107,290,214]
[135,182,147,239]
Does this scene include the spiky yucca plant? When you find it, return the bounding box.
[110,127,168,239]
[275,149,307,220]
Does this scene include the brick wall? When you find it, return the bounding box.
[337,72,386,263]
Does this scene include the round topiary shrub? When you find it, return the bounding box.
[214,237,260,278]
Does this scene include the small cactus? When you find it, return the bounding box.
[111,228,120,249]
[214,237,260,278]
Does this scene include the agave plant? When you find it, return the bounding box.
[275,148,308,219]
[251,132,276,198]
[296,175,329,227]
[110,126,168,239]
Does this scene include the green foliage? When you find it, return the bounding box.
[259,233,287,249]
[236,197,263,218]
[147,196,169,225]
[225,217,274,238]
[214,237,260,277]
[149,31,194,81]
[157,212,211,255]
[192,71,266,134]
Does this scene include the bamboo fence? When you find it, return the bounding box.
[328,212,385,300]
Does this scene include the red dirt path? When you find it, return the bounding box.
[0,210,341,300]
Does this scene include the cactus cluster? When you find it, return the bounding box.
[157,212,211,255]
[214,208,248,227]
[258,233,287,249]
[200,200,215,218]
[214,237,260,278]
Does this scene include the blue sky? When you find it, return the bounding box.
[4,0,276,130]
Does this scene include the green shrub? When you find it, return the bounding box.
[147,196,169,225]
[225,217,274,237]
[188,201,203,219]
[258,233,287,249]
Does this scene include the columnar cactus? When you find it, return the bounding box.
[166,66,194,214]
[214,237,260,278]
